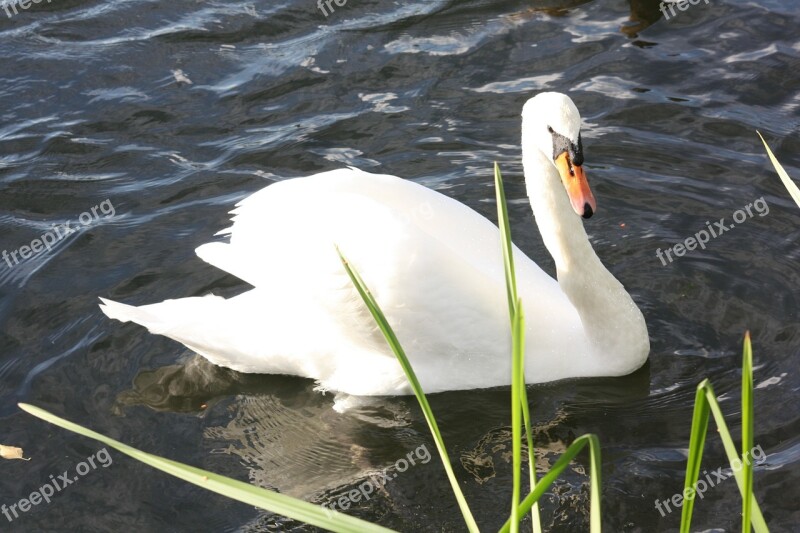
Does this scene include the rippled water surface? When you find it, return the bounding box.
[1,0,799,531]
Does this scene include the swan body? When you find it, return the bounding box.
[100,92,649,396]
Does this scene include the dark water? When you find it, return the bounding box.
[1,0,799,531]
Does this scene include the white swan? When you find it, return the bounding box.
[100,92,649,396]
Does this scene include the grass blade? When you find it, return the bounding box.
[337,249,480,533]
[700,384,768,532]
[495,162,542,533]
[703,385,768,532]
[18,403,395,533]
[588,433,602,532]
[498,433,602,533]
[679,380,711,532]
[758,131,800,208]
[678,334,768,533]
[742,332,754,532]
[519,384,541,533]
[510,299,525,533]
[495,162,519,318]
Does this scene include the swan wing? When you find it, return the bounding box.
[190,168,576,392]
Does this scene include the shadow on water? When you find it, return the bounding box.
[115,353,652,415]
[114,355,654,530]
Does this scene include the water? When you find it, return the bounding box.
[1,0,798,531]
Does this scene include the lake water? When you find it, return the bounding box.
[1,0,798,531]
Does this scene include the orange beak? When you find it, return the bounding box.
[554,152,596,218]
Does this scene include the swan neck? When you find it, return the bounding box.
[521,149,649,374]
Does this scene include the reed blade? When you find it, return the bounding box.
[742,332,754,532]
[18,403,395,533]
[337,249,480,533]
[495,162,542,533]
[499,433,602,533]
[678,335,768,533]
[758,131,800,208]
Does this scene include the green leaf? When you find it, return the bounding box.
[742,332,754,532]
[677,334,769,533]
[758,131,800,208]
[510,299,525,533]
[519,375,541,533]
[498,433,602,533]
[679,380,711,532]
[336,249,480,533]
[18,403,395,533]
[495,162,542,533]
[494,162,519,319]
[704,383,768,533]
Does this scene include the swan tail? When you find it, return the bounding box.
[99,297,154,326]
[99,295,319,377]
[99,295,227,337]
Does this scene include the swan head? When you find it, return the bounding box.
[522,92,597,219]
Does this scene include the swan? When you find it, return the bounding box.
[100,92,649,396]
